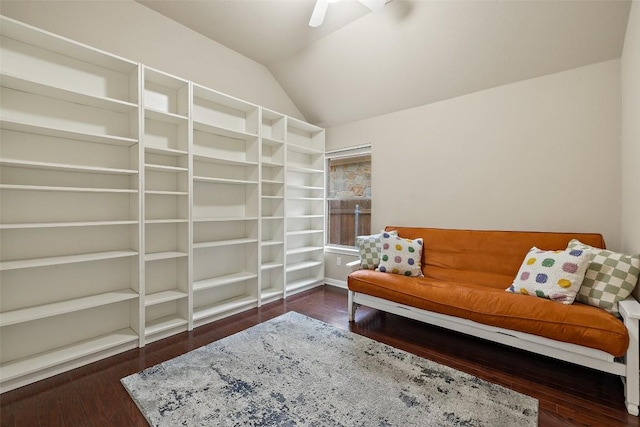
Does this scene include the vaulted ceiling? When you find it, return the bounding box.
[138,0,631,128]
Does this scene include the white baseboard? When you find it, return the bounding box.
[324,278,347,289]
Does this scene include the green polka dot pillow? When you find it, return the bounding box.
[506,247,590,304]
[377,232,423,277]
[568,239,640,316]
[356,230,398,269]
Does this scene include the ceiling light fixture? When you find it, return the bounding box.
[309,0,385,27]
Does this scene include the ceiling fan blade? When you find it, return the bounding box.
[359,0,385,11]
[309,0,329,27]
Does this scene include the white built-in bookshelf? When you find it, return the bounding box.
[260,109,287,303]
[285,118,326,294]
[191,84,260,328]
[0,16,325,393]
[141,66,191,343]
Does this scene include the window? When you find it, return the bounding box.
[325,145,371,248]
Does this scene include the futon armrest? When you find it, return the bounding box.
[619,296,640,320]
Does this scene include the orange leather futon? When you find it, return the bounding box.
[347,227,629,356]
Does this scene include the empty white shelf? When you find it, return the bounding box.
[261,262,283,271]
[145,315,188,336]
[286,246,324,255]
[145,107,188,124]
[144,146,188,157]
[262,161,284,168]
[0,328,138,383]
[144,190,188,195]
[193,272,258,292]
[0,250,138,271]
[0,289,138,327]
[144,251,188,262]
[287,165,324,174]
[193,176,258,185]
[193,120,258,141]
[144,163,188,172]
[145,290,188,306]
[287,229,324,236]
[0,184,136,193]
[288,197,324,201]
[0,159,138,175]
[287,277,323,292]
[192,153,257,167]
[287,142,323,155]
[262,136,284,146]
[288,184,324,191]
[193,216,258,222]
[0,17,138,73]
[287,117,323,134]
[0,120,138,147]
[0,220,137,229]
[144,219,188,224]
[261,288,284,300]
[286,260,323,272]
[193,238,258,249]
[192,83,258,112]
[193,295,257,321]
[1,73,138,113]
[261,240,284,247]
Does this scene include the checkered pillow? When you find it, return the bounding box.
[568,239,640,316]
[356,230,397,269]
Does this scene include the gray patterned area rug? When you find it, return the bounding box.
[121,311,538,426]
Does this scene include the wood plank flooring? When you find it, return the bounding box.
[1,286,638,426]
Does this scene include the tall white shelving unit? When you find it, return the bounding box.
[0,15,325,393]
[260,109,286,304]
[141,66,191,343]
[190,84,260,328]
[0,17,141,391]
[285,118,326,295]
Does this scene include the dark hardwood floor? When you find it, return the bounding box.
[1,285,638,427]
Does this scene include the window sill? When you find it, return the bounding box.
[324,246,358,256]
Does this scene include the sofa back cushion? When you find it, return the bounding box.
[384,227,605,290]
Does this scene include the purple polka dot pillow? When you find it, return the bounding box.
[506,246,590,304]
[376,232,424,277]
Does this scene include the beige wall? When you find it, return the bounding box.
[325,252,359,288]
[0,0,304,120]
[326,59,622,286]
[621,1,640,257]
[621,1,640,301]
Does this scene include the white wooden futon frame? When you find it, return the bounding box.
[348,290,640,415]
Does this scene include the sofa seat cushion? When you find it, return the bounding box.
[348,269,629,357]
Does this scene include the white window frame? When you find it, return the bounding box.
[324,144,372,254]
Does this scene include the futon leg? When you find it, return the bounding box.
[348,290,358,322]
[624,316,639,416]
